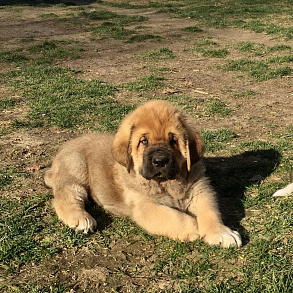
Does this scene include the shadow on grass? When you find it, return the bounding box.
[205,149,281,245]
[86,201,113,231]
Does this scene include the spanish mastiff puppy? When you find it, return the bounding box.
[45,100,242,248]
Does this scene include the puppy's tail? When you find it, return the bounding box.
[273,170,293,197]
[44,168,53,188]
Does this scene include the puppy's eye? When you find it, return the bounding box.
[140,139,148,146]
[170,138,178,147]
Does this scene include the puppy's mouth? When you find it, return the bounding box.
[154,171,162,177]
[142,172,169,181]
[153,172,166,180]
[143,171,178,182]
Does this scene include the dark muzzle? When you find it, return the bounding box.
[141,147,180,180]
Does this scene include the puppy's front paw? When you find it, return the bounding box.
[67,211,97,234]
[204,227,242,248]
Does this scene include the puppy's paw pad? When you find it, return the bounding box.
[205,230,242,248]
[67,212,97,234]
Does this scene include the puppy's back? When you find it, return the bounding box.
[45,133,115,189]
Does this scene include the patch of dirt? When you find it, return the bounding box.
[4,241,173,292]
[1,2,293,292]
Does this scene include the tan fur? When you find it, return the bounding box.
[45,100,242,247]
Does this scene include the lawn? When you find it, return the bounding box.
[0,1,292,292]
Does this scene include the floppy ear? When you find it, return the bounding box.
[179,115,205,171]
[112,117,134,173]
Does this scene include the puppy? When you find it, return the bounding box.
[273,170,293,197]
[45,100,242,248]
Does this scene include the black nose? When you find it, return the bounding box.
[152,155,169,168]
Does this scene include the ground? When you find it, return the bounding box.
[0,1,293,292]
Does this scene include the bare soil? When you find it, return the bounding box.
[0,2,293,292]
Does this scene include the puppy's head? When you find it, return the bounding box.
[112,100,204,181]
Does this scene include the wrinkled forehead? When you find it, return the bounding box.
[129,101,186,141]
[133,117,183,142]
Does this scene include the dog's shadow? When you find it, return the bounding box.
[204,149,281,244]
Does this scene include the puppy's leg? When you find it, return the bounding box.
[188,178,242,248]
[131,200,199,241]
[52,183,97,234]
[45,151,97,234]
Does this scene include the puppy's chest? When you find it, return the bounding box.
[142,181,192,210]
[156,193,191,211]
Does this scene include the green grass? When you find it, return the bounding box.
[75,8,151,42]
[0,43,136,130]
[124,75,165,91]
[27,40,82,60]
[147,66,172,74]
[0,195,55,269]
[204,98,233,117]
[235,41,292,56]
[164,95,200,115]
[230,41,293,80]
[0,98,17,110]
[92,22,135,40]
[0,41,82,66]
[127,34,161,43]
[92,22,160,42]
[183,26,203,33]
[267,55,293,63]
[223,58,292,81]
[202,129,237,152]
[232,89,257,98]
[61,5,148,23]
[192,39,229,58]
[0,52,28,64]
[0,168,28,190]
[143,47,176,61]
[1,284,69,293]
[0,170,14,189]
[78,9,120,21]
[198,48,229,58]
[0,192,98,275]
[174,1,293,38]
[239,20,293,39]
[79,9,148,24]
[3,63,124,129]
[165,95,233,118]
